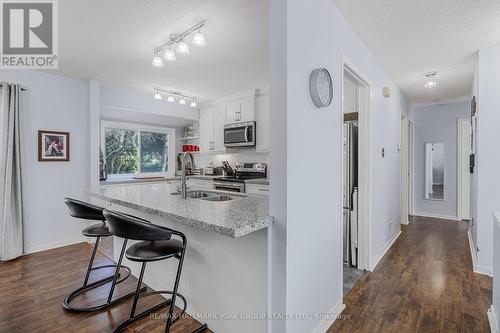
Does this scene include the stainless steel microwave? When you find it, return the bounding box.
[224,121,256,148]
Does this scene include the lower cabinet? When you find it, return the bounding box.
[246,183,269,196]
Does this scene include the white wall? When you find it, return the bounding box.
[412,102,469,219]
[471,46,500,275]
[492,214,500,331]
[0,70,90,252]
[270,0,409,331]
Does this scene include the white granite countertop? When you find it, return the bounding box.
[89,182,273,238]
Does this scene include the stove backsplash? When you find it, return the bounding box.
[193,150,269,171]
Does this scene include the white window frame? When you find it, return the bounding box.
[101,120,176,179]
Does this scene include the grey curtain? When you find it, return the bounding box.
[0,82,24,261]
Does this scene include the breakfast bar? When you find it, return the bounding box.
[90,181,273,333]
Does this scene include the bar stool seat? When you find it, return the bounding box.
[126,240,183,262]
[82,222,112,237]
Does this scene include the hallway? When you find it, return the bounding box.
[329,216,492,332]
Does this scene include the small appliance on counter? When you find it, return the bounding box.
[213,162,267,193]
[204,163,215,175]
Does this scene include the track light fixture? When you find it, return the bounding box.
[152,20,206,68]
[153,88,198,108]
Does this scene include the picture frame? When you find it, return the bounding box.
[38,130,70,162]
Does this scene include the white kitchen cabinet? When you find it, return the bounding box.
[255,93,270,152]
[246,183,269,196]
[200,107,226,153]
[224,97,255,123]
[187,178,213,189]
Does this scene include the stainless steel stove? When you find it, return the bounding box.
[213,163,267,193]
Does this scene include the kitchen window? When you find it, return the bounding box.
[101,121,176,179]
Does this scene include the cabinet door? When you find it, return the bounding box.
[239,97,255,122]
[213,107,226,153]
[256,94,270,152]
[200,108,214,153]
[225,102,239,123]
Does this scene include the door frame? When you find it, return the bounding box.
[340,55,372,282]
[408,120,414,216]
[457,117,471,220]
[401,114,409,225]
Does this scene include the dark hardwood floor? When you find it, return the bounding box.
[329,216,492,333]
[0,242,211,333]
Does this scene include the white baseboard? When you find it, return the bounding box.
[26,236,86,254]
[488,306,499,333]
[476,264,493,277]
[311,299,346,333]
[467,228,478,272]
[369,230,401,271]
[413,212,461,221]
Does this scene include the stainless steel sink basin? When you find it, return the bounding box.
[188,191,217,199]
[201,195,234,202]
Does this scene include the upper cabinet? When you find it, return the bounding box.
[200,90,270,154]
[200,106,226,154]
[225,96,255,123]
[255,93,270,153]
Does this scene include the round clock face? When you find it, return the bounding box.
[309,68,333,108]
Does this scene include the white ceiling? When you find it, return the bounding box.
[334,0,500,105]
[52,0,269,105]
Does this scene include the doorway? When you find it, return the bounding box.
[401,115,414,224]
[341,61,371,297]
[457,118,471,220]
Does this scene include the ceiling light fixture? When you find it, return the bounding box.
[424,71,437,89]
[154,88,197,107]
[152,54,164,68]
[152,20,206,67]
[176,40,190,55]
[192,29,206,48]
[163,47,176,62]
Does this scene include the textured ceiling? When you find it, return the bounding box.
[51,0,269,104]
[50,0,205,79]
[94,0,269,103]
[334,0,500,104]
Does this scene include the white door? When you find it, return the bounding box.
[458,118,471,220]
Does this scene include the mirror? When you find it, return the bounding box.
[425,143,444,200]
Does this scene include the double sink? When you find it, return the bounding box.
[172,190,237,202]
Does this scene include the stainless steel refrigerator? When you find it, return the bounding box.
[343,122,359,267]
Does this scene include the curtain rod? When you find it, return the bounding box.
[0,86,27,91]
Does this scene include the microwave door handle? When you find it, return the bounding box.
[244,126,249,142]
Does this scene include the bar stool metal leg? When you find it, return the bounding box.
[63,237,139,312]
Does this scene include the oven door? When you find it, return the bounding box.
[224,121,256,148]
[213,181,245,193]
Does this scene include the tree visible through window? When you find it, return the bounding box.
[104,125,171,176]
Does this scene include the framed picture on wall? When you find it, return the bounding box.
[38,130,70,162]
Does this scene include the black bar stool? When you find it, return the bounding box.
[103,209,208,333]
[62,198,140,312]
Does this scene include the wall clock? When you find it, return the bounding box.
[309,68,333,108]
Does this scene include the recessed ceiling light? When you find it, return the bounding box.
[424,71,437,89]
